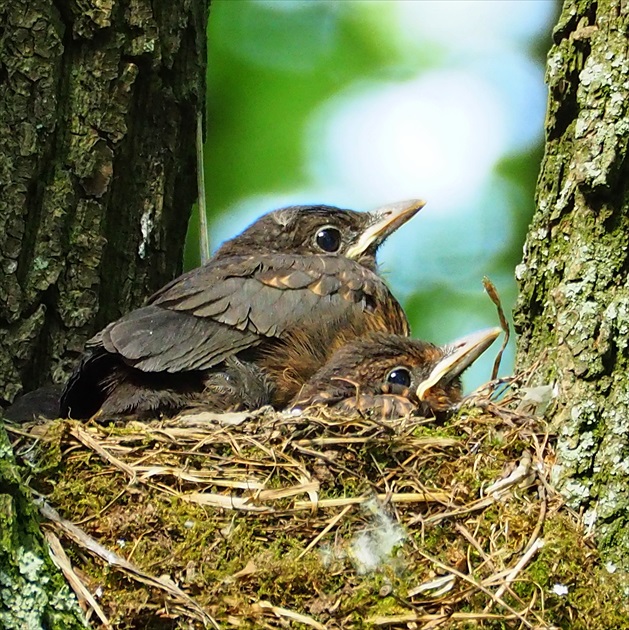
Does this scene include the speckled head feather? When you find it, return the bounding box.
[214,201,425,271]
[292,333,456,414]
[292,328,500,419]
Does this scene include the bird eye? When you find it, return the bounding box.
[314,226,342,252]
[386,367,412,388]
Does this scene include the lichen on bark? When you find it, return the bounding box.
[0,424,85,629]
[514,0,629,568]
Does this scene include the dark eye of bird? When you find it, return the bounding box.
[314,226,342,252]
[386,367,412,388]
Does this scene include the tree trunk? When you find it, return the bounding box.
[514,0,629,569]
[0,0,208,624]
[0,0,208,404]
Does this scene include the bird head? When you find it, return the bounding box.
[293,327,500,417]
[413,327,501,411]
[214,200,425,271]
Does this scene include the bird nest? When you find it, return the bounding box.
[7,383,627,629]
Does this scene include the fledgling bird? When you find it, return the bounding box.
[291,328,501,419]
[60,200,424,419]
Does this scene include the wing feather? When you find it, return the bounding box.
[90,254,395,374]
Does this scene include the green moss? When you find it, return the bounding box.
[0,423,85,629]
[515,515,629,629]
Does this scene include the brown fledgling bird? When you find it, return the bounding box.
[291,328,501,419]
[59,200,425,419]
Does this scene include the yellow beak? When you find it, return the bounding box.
[345,199,426,260]
[416,327,501,400]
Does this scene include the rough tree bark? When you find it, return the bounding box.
[0,0,208,625]
[514,0,629,569]
[0,0,207,405]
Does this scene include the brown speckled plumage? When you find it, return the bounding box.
[292,329,500,419]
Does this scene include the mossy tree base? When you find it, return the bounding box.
[0,424,84,629]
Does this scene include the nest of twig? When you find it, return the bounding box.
[7,381,627,629]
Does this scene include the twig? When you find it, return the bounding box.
[298,505,353,559]
[483,276,510,380]
[525,484,548,555]
[196,111,210,264]
[414,547,535,628]
[70,425,137,483]
[254,600,326,630]
[484,538,545,612]
[294,491,450,511]
[44,529,111,628]
[483,450,533,496]
[370,611,520,626]
[40,500,219,629]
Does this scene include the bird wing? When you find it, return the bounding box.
[95,254,393,373]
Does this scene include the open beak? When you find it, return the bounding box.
[416,327,501,400]
[345,199,426,260]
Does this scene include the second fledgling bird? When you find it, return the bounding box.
[291,328,501,419]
